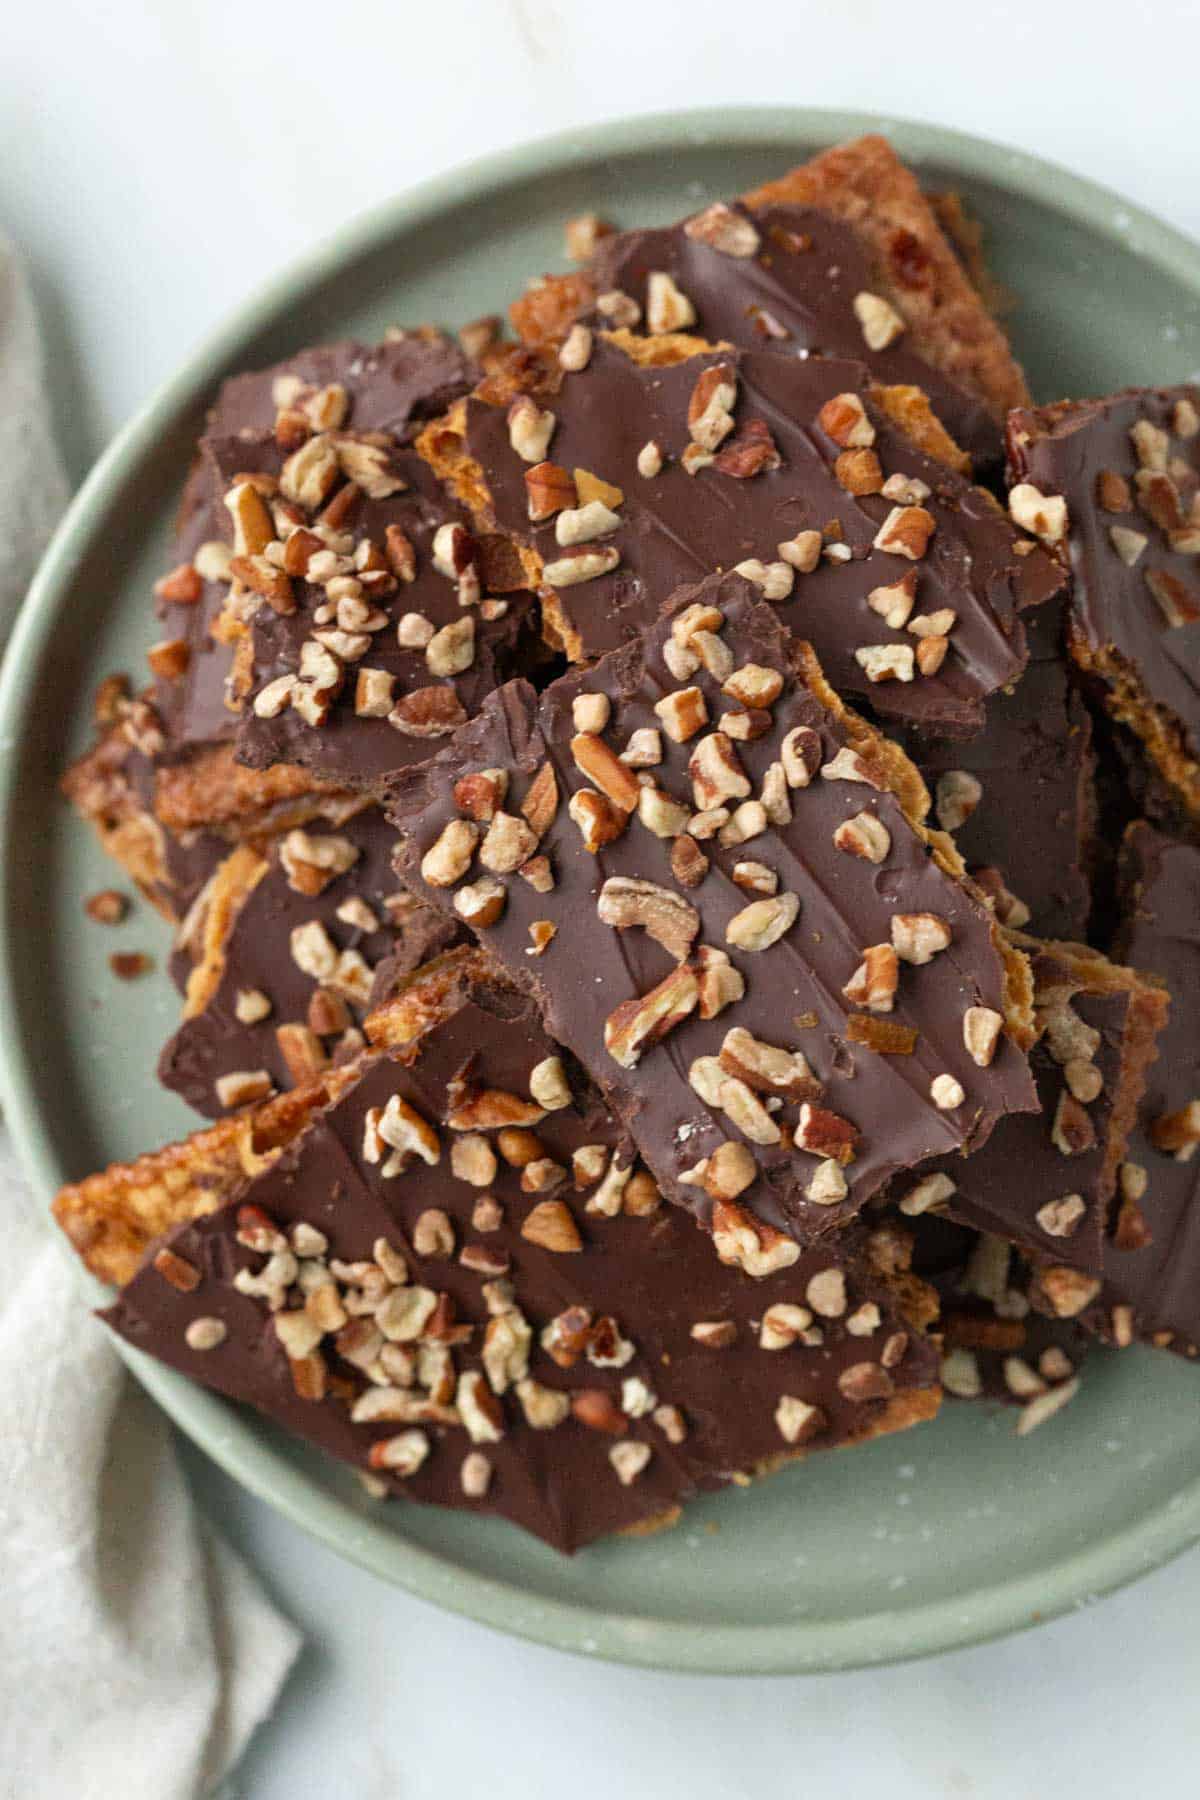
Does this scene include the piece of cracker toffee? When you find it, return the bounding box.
[1090,823,1200,1355]
[1007,385,1200,820]
[87,968,939,1554]
[386,573,1038,1255]
[424,336,1063,727]
[159,803,461,1117]
[901,601,1095,940]
[152,332,478,761]
[513,134,1029,473]
[62,677,362,924]
[167,424,533,790]
[887,938,1166,1323]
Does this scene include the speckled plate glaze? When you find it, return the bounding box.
[3,109,1200,1674]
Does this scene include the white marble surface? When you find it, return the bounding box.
[6,1,1200,1791]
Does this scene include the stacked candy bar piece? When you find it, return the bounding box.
[50,134,1200,1553]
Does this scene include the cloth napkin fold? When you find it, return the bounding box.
[0,240,300,1799]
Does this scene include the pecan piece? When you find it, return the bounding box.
[597,876,700,961]
[389,687,468,738]
[711,1199,799,1277]
[604,963,700,1070]
[521,760,559,837]
[571,732,642,812]
[714,419,782,478]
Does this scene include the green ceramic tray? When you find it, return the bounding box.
[4,108,1200,1675]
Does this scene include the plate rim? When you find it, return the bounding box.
[4,103,1200,1675]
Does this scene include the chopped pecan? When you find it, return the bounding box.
[689,732,750,810]
[684,201,760,257]
[507,395,556,462]
[638,784,692,838]
[775,1397,828,1446]
[794,1103,859,1164]
[725,891,800,952]
[853,290,905,349]
[1051,1090,1097,1156]
[389,687,468,738]
[891,913,951,965]
[1148,1099,1200,1158]
[834,811,890,862]
[930,1073,965,1111]
[1008,482,1068,545]
[655,686,708,744]
[834,448,883,495]
[571,731,642,812]
[873,505,935,559]
[719,1026,821,1101]
[571,1390,629,1434]
[963,1006,1004,1068]
[1145,569,1200,629]
[454,877,506,928]
[714,419,782,478]
[568,787,628,852]
[711,1198,799,1276]
[597,876,700,961]
[816,392,874,449]
[446,1088,545,1131]
[479,810,539,874]
[1037,1266,1102,1319]
[604,963,699,1069]
[541,545,621,587]
[520,1199,582,1253]
[843,944,899,1013]
[525,461,576,520]
[420,819,478,887]
[454,767,509,822]
[690,1319,737,1348]
[934,769,982,833]
[520,759,559,837]
[694,945,744,1017]
[687,363,738,451]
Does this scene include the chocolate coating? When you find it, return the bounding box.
[108,984,938,1554]
[1008,386,1200,804]
[387,575,1037,1247]
[465,342,1063,727]
[223,435,536,786]
[154,335,477,757]
[159,805,426,1117]
[206,334,475,445]
[1104,824,1200,1353]
[590,205,1001,471]
[900,601,1094,939]
[907,944,1142,1281]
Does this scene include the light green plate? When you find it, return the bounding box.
[4,109,1200,1675]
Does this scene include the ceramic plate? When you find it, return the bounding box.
[4,108,1200,1674]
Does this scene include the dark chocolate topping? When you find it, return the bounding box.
[153,335,477,757]
[590,205,1001,471]
[909,944,1140,1281]
[900,601,1094,940]
[218,433,536,787]
[465,341,1063,727]
[1104,823,1200,1353]
[386,575,1037,1248]
[1008,386,1200,777]
[108,986,938,1554]
[206,334,475,445]
[159,804,430,1117]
